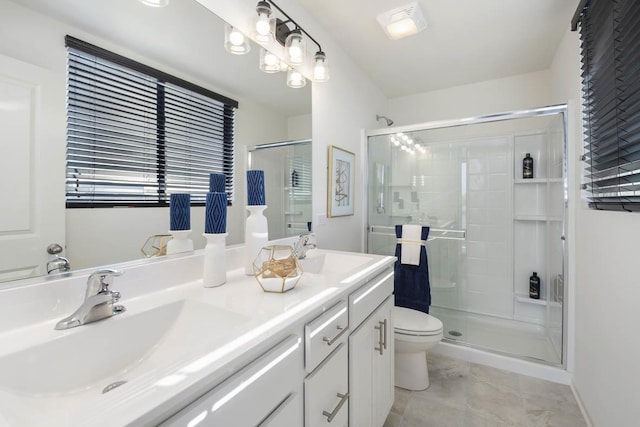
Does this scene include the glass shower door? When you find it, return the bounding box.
[367,133,474,340]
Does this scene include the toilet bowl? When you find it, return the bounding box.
[394,306,443,390]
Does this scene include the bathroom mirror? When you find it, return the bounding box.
[0,0,311,285]
[248,140,312,241]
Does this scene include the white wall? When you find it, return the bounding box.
[549,27,640,427]
[0,0,292,270]
[387,70,552,125]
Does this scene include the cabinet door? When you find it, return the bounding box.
[349,296,394,427]
[374,297,394,425]
[305,343,349,427]
[348,314,375,427]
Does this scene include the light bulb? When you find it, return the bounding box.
[229,29,245,46]
[255,1,273,43]
[225,23,250,55]
[265,53,278,66]
[260,48,280,73]
[287,67,306,88]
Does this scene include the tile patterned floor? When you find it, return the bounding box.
[384,353,588,427]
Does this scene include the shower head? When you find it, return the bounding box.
[376,114,394,127]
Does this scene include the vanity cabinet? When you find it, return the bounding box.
[160,334,304,427]
[348,269,395,427]
[160,259,395,427]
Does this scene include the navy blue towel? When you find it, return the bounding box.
[394,225,431,314]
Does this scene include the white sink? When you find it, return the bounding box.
[298,250,375,279]
[0,300,248,396]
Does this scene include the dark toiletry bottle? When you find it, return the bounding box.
[529,272,540,299]
[523,153,534,179]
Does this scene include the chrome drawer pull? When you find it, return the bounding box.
[374,322,384,355]
[322,392,349,423]
[322,325,348,346]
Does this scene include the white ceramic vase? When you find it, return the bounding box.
[203,232,228,288]
[166,229,194,255]
[245,205,268,275]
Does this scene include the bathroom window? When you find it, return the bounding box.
[65,36,237,208]
[574,0,640,211]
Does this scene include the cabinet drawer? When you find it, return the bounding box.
[349,269,394,329]
[161,335,303,427]
[304,343,349,427]
[305,300,348,373]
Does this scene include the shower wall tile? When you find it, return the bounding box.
[468,158,485,174]
[467,208,487,225]
[465,241,487,258]
[489,173,508,190]
[490,155,509,173]
[469,175,487,191]
[468,192,487,208]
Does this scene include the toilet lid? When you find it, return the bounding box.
[394,306,443,335]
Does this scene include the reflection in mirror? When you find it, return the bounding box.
[248,140,312,241]
[0,0,311,285]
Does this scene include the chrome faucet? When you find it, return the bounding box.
[293,232,317,259]
[47,256,71,274]
[55,269,126,330]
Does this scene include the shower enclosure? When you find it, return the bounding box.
[367,106,567,365]
[248,139,312,240]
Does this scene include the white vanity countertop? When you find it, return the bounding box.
[0,248,395,426]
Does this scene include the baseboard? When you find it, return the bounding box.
[433,341,571,384]
[570,381,595,427]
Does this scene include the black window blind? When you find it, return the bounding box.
[65,36,237,207]
[575,0,640,211]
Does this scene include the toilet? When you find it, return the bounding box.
[393,306,443,390]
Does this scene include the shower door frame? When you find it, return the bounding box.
[365,104,569,368]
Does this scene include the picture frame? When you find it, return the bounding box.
[327,145,355,217]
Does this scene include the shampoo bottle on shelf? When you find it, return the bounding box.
[529,272,540,299]
[523,153,534,179]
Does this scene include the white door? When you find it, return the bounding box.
[0,54,66,281]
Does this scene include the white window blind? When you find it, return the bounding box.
[574,0,640,211]
[65,36,237,207]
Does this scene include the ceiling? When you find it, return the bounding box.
[297,0,578,98]
[11,0,578,111]
[9,0,311,116]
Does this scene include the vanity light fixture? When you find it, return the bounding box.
[252,0,329,84]
[377,1,427,40]
[224,23,250,55]
[138,0,169,7]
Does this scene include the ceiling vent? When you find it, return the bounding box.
[376,1,427,40]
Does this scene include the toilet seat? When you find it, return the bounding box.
[394,306,443,336]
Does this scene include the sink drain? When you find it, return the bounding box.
[448,330,462,337]
[102,380,127,394]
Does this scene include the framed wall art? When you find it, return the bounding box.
[327,145,355,217]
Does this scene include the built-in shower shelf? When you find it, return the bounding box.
[514,178,548,184]
[515,294,547,306]
[514,214,548,221]
[513,178,562,184]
